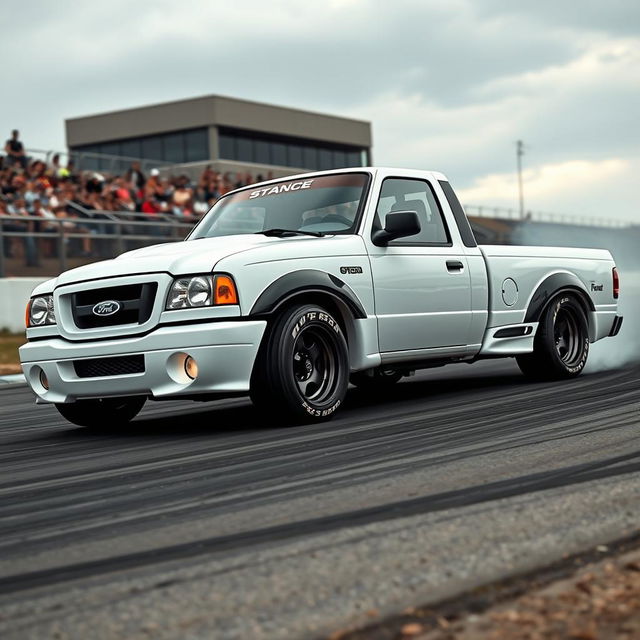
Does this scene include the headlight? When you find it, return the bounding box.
[165,275,238,310]
[27,295,56,327]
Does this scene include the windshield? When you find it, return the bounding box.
[189,173,369,239]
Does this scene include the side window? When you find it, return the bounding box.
[374,178,450,245]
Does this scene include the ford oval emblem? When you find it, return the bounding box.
[92,300,121,317]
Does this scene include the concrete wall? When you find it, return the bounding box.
[66,94,372,148]
[0,278,48,333]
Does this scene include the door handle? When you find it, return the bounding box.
[446,260,464,272]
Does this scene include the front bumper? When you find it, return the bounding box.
[19,320,267,404]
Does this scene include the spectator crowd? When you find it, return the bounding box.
[1,129,270,266]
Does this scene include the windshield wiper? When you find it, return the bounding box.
[257,228,325,238]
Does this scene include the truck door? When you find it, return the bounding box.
[367,177,473,353]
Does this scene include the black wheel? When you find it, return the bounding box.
[250,304,349,422]
[55,396,146,428]
[516,294,589,380]
[350,367,403,389]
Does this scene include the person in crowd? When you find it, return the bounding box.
[30,198,59,259]
[85,173,105,195]
[32,198,58,231]
[0,199,27,259]
[172,176,193,216]
[7,196,39,266]
[54,207,93,257]
[112,177,136,211]
[126,161,146,192]
[49,154,62,177]
[4,130,28,169]
[141,196,161,216]
[57,159,75,180]
[144,168,164,201]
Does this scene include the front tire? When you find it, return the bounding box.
[55,396,146,428]
[250,305,349,423]
[517,294,589,380]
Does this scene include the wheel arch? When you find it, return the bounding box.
[524,272,595,336]
[250,270,367,320]
[249,270,367,369]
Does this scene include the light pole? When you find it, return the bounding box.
[516,140,525,220]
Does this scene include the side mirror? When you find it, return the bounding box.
[372,210,421,246]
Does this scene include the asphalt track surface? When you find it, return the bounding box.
[0,358,639,639]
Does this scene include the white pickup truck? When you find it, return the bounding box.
[20,168,623,426]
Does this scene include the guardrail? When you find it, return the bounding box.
[0,214,194,278]
[464,204,631,228]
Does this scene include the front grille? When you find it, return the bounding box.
[71,283,157,329]
[74,355,145,378]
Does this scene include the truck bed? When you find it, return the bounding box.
[480,244,617,341]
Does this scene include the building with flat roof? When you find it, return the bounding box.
[65,95,372,178]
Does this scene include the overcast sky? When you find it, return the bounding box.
[2,0,638,221]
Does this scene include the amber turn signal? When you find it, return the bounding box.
[25,300,32,328]
[214,275,238,305]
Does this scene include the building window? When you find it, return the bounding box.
[347,150,362,166]
[287,143,303,168]
[303,146,317,169]
[254,140,270,164]
[318,149,333,171]
[216,126,367,171]
[219,134,235,160]
[142,137,163,161]
[236,137,253,162]
[71,128,210,169]
[271,142,287,166]
[332,150,347,168]
[185,129,208,162]
[163,133,184,163]
[120,139,141,159]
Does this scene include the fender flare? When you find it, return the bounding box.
[249,270,367,319]
[523,272,595,323]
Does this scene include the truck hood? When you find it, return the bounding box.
[54,234,341,287]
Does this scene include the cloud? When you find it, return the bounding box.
[1,0,638,220]
[476,0,640,37]
[458,158,628,210]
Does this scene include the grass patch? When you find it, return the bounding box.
[0,331,24,374]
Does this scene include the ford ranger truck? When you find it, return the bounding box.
[20,168,623,426]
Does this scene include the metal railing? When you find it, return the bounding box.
[0,213,194,278]
[25,148,174,176]
[63,198,195,224]
[464,204,631,228]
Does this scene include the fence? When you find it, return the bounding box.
[25,148,174,177]
[464,204,631,229]
[0,212,194,278]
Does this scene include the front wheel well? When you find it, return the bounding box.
[266,292,354,344]
[250,292,362,378]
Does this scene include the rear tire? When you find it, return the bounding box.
[516,294,589,380]
[250,304,349,423]
[55,396,146,428]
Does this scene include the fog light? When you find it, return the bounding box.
[184,356,198,380]
[39,369,49,390]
